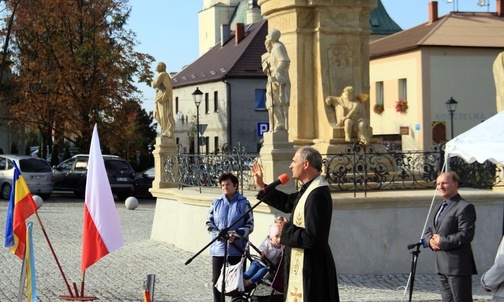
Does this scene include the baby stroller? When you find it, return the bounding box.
[229,240,284,302]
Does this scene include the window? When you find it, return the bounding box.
[399,78,407,101]
[58,158,76,170]
[0,157,6,170]
[214,136,219,153]
[205,136,210,154]
[75,159,88,170]
[214,91,218,112]
[376,81,384,105]
[104,160,131,172]
[205,93,209,114]
[19,159,52,172]
[255,89,267,110]
[175,96,179,114]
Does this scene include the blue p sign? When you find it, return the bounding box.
[258,122,269,137]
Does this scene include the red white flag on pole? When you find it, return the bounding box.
[81,124,124,272]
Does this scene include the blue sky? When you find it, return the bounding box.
[127,0,496,113]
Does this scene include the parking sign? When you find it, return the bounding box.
[257,122,269,137]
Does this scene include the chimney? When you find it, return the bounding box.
[221,24,230,47]
[428,1,439,24]
[235,23,245,44]
[497,0,503,17]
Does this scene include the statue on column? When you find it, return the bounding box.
[325,86,371,144]
[151,62,175,137]
[262,29,290,132]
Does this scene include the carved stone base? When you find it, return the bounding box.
[259,131,296,193]
[152,136,178,190]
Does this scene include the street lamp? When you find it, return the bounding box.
[445,97,458,139]
[192,87,203,155]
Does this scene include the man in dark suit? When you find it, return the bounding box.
[424,171,477,302]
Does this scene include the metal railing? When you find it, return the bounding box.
[164,141,502,196]
[323,142,444,196]
[323,141,502,196]
[177,143,257,192]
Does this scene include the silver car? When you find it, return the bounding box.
[0,155,54,200]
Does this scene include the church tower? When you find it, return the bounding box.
[199,0,241,56]
[199,0,261,56]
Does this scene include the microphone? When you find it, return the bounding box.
[258,174,290,198]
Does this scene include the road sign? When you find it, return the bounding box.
[198,124,208,135]
[257,122,269,137]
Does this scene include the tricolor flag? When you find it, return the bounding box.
[25,222,37,302]
[4,162,38,259]
[81,124,124,272]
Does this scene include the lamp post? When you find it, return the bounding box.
[445,97,458,139]
[192,87,203,155]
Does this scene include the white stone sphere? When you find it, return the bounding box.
[125,196,138,210]
[32,195,43,209]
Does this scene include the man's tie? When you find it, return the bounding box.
[436,201,448,226]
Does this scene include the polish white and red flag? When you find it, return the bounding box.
[81,124,124,272]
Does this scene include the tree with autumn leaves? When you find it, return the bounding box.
[0,0,157,167]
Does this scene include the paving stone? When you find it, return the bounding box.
[0,199,492,302]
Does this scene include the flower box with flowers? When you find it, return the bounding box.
[373,104,384,114]
[395,100,408,114]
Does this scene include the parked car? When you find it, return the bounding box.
[135,167,154,197]
[0,155,54,200]
[52,154,135,200]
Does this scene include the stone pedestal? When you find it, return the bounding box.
[152,136,178,189]
[260,130,296,193]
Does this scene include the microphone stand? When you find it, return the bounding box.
[402,179,442,302]
[185,190,273,302]
[405,241,422,302]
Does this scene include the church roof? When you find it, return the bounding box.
[230,0,400,36]
[172,19,268,88]
[370,12,504,59]
[230,1,252,28]
[370,0,402,35]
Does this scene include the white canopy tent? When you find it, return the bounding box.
[445,111,504,164]
[405,111,504,300]
[444,109,504,253]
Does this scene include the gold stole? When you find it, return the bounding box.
[286,175,328,302]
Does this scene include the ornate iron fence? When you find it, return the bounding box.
[167,141,503,195]
[323,141,503,196]
[177,143,257,192]
[447,156,502,189]
[323,142,443,196]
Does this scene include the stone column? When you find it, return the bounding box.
[151,136,178,190]
[258,0,377,154]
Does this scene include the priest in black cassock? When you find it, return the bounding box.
[252,146,339,302]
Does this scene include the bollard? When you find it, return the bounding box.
[143,274,156,302]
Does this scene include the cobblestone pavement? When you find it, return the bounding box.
[0,197,492,302]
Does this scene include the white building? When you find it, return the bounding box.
[370,1,504,151]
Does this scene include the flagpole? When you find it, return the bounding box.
[17,245,28,302]
[81,270,86,297]
[34,211,75,297]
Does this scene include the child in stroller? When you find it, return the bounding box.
[243,216,283,291]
